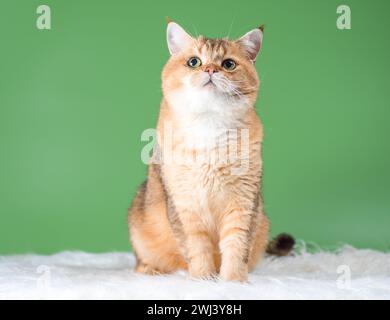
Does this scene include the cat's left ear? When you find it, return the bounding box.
[236,26,264,63]
[166,21,193,55]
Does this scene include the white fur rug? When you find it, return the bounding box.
[0,245,389,300]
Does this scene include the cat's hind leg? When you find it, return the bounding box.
[248,213,269,271]
[134,261,163,275]
[128,181,187,275]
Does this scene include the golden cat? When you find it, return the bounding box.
[128,20,294,282]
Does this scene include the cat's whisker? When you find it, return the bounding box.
[226,16,236,40]
[212,77,248,99]
[191,23,199,38]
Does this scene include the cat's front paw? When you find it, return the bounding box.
[219,262,248,282]
[189,259,217,280]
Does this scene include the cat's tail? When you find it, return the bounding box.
[266,233,295,256]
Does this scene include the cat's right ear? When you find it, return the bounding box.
[236,25,264,63]
[166,21,193,55]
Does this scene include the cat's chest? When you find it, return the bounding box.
[177,113,239,149]
[167,89,248,149]
[162,160,233,215]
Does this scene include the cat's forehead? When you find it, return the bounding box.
[193,36,234,61]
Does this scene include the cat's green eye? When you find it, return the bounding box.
[187,57,202,68]
[222,59,236,71]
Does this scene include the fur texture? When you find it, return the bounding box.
[1,246,389,299]
[128,21,291,281]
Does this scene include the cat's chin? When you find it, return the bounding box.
[203,84,219,93]
[199,81,238,97]
[201,87,239,101]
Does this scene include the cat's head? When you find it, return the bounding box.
[162,21,263,110]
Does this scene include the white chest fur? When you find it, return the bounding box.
[167,87,249,150]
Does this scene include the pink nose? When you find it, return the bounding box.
[205,67,218,75]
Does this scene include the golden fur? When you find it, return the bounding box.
[128,21,285,281]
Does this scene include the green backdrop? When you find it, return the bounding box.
[1,0,389,254]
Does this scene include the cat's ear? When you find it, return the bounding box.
[237,26,264,63]
[166,21,193,55]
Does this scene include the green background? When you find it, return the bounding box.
[1,0,389,254]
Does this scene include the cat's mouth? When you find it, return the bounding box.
[203,79,215,87]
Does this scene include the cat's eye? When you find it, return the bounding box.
[222,59,236,71]
[187,57,202,68]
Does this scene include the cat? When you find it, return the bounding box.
[128,20,294,282]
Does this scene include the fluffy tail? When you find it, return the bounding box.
[266,233,295,256]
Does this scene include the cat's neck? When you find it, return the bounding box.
[161,89,252,149]
[165,88,251,130]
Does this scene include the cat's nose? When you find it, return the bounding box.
[205,67,218,75]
